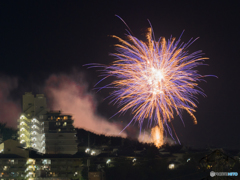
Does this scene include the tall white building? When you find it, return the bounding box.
[18,92,78,154]
[18,92,47,153]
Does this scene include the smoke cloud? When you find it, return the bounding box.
[0,76,21,128]
[44,73,127,138]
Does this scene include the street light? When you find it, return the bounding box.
[106,159,111,164]
[91,151,96,156]
[168,164,175,169]
[85,148,90,153]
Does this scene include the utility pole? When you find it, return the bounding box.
[88,132,90,148]
[87,132,90,180]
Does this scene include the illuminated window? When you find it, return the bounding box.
[51,116,53,120]
[42,159,51,165]
[27,159,36,165]
[63,122,67,126]
[56,117,61,121]
[58,129,61,132]
[56,122,61,126]
[8,159,14,165]
[63,116,68,120]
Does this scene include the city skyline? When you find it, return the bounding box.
[0,1,239,149]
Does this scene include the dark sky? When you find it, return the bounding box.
[0,1,239,148]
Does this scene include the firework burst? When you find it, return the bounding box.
[87,23,212,143]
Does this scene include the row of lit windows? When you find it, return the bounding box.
[56,122,67,126]
[49,116,69,121]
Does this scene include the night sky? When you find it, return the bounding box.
[0,1,239,148]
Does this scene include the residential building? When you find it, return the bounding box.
[43,111,78,154]
[18,92,47,153]
[0,139,29,158]
[0,152,83,180]
[18,92,78,155]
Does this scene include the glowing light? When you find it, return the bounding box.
[20,128,24,131]
[106,159,111,164]
[151,125,164,148]
[32,131,37,135]
[91,151,96,156]
[169,164,175,169]
[27,158,35,164]
[20,115,24,119]
[88,24,213,142]
[132,158,137,162]
[20,140,25,144]
[20,122,24,125]
[20,134,25,137]
[31,118,37,123]
[32,125,36,129]
[85,148,90,153]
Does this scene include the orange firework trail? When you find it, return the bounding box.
[87,20,214,143]
[151,125,164,148]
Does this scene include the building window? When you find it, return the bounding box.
[42,159,51,165]
[8,159,15,165]
[63,116,68,120]
[58,129,61,132]
[56,122,61,126]
[63,122,67,126]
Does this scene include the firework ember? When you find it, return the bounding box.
[88,22,211,143]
